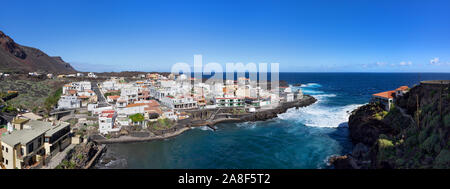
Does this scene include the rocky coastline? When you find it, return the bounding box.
[330,81,450,169]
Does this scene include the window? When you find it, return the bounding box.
[5,147,8,153]
[5,159,8,165]
[20,148,24,156]
[1,145,3,151]
[28,143,34,154]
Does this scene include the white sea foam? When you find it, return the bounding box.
[278,83,365,128]
[301,89,325,94]
[236,122,257,129]
[278,103,364,128]
[313,94,337,98]
[301,83,322,88]
[193,126,215,131]
[102,158,127,169]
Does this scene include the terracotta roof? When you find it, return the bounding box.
[68,90,77,95]
[126,103,148,108]
[147,100,160,107]
[78,95,89,99]
[107,95,120,100]
[373,90,395,99]
[145,107,162,114]
[102,110,115,114]
[396,86,409,91]
[126,101,160,108]
[100,110,115,118]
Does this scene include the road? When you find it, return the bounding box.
[91,81,109,107]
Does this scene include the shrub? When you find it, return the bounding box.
[374,111,388,120]
[405,135,418,146]
[104,91,120,97]
[1,105,17,113]
[434,150,450,168]
[44,88,62,113]
[378,138,394,149]
[430,90,436,97]
[429,115,441,128]
[129,113,145,123]
[444,114,450,128]
[377,138,395,163]
[418,129,429,143]
[420,134,439,154]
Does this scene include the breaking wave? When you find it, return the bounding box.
[278,103,364,128]
[193,126,215,131]
[278,83,365,128]
[300,83,322,88]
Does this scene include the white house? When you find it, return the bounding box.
[88,72,97,78]
[214,97,244,107]
[160,80,176,88]
[102,80,119,91]
[57,96,81,109]
[160,96,198,110]
[87,104,98,112]
[117,103,146,115]
[98,110,119,134]
[91,106,114,115]
[121,86,138,103]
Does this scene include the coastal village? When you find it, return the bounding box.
[0,72,308,169]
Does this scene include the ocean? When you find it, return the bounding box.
[96,73,450,169]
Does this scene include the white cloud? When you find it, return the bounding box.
[399,61,412,66]
[430,57,440,65]
[376,62,386,66]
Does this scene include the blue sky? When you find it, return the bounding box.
[1,0,450,72]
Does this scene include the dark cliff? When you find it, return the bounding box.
[0,30,76,73]
[331,81,450,169]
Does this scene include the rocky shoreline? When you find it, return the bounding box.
[92,95,317,144]
[330,82,450,169]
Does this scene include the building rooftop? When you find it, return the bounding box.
[20,112,43,120]
[107,95,120,100]
[2,120,51,146]
[372,90,395,99]
[13,118,29,125]
[395,86,409,91]
[1,120,70,146]
[45,122,70,137]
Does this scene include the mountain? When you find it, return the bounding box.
[0,30,76,73]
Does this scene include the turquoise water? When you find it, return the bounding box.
[98,73,450,169]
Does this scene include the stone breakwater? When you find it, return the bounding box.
[93,95,317,144]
